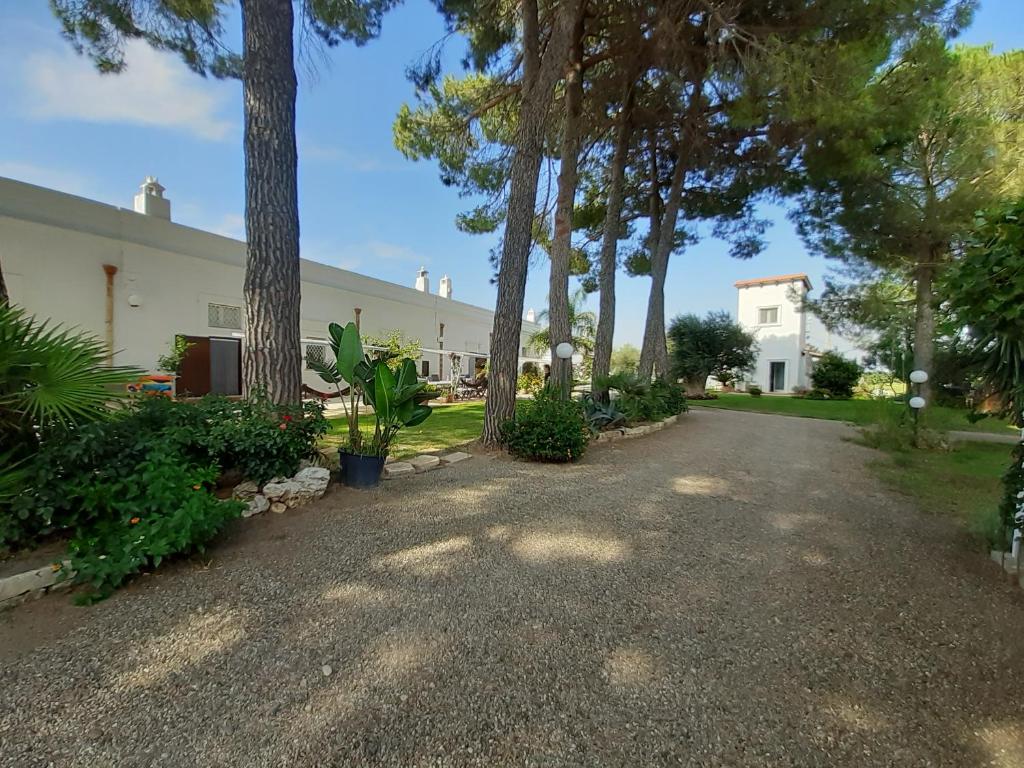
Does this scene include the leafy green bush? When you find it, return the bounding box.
[594,373,687,424]
[3,393,326,598]
[517,370,544,394]
[0,304,140,521]
[181,396,328,482]
[810,352,862,399]
[579,393,626,434]
[63,445,243,602]
[650,380,688,416]
[501,390,589,462]
[748,386,762,397]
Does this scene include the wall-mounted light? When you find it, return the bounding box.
[127,294,142,307]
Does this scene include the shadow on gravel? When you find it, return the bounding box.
[2,411,1024,766]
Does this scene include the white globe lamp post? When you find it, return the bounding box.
[908,369,929,447]
[555,343,574,399]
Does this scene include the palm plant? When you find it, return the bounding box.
[1,304,141,492]
[529,287,597,363]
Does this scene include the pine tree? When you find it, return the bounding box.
[51,0,399,402]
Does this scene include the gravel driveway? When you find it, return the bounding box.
[2,408,1024,767]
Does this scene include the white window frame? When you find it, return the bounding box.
[756,305,781,326]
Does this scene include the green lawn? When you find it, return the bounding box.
[689,392,1014,434]
[321,400,486,459]
[866,440,1011,544]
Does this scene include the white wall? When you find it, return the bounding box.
[736,277,870,393]
[0,176,544,389]
[736,280,808,392]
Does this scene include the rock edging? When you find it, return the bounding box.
[595,414,679,444]
[234,466,331,518]
[0,561,73,611]
[383,451,472,480]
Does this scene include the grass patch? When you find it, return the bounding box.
[320,401,485,459]
[866,440,1011,545]
[690,393,1014,434]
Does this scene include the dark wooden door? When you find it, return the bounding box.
[210,338,242,395]
[178,336,211,396]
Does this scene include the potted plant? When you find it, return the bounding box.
[310,321,433,487]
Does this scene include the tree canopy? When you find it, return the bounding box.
[667,311,757,396]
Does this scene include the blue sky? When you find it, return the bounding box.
[0,1,1019,347]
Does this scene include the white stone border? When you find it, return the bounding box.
[383,451,472,480]
[990,549,1024,591]
[594,414,678,444]
[0,561,72,611]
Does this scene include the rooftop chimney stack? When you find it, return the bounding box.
[415,266,430,293]
[133,176,170,220]
[526,308,536,323]
[439,274,452,299]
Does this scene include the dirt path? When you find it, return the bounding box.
[2,408,1023,767]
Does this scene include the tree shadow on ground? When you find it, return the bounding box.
[2,409,1023,767]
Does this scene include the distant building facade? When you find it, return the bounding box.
[735,273,863,393]
[0,176,546,396]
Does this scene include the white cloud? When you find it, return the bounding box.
[300,140,381,172]
[0,161,97,198]
[302,239,428,272]
[210,213,245,239]
[24,40,235,141]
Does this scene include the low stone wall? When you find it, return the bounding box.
[594,414,678,444]
[0,561,72,610]
[383,451,472,480]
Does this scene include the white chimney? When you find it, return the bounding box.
[133,176,170,220]
[439,274,452,299]
[526,308,536,323]
[415,266,430,293]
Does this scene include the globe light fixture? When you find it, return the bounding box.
[555,342,574,360]
[908,396,926,409]
[909,369,929,384]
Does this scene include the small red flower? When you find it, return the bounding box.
[283,414,293,422]
[279,423,288,430]
[130,517,141,525]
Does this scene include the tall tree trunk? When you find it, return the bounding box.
[482,0,582,445]
[0,259,8,306]
[240,0,302,404]
[912,257,936,403]
[591,91,633,400]
[638,144,686,381]
[547,8,585,396]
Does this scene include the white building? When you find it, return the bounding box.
[0,176,546,396]
[735,273,863,393]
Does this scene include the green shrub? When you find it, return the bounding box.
[650,380,688,416]
[63,445,243,602]
[1,304,140,537]
[3,393,326,599]
[997,440,1024,544]
[501,390,589,462]
[183,396,328,482]
[810,352,862,399]
[517,370,544,395]
[579,393,626,434]
[748,386,762,397]
[593,373,687,424]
